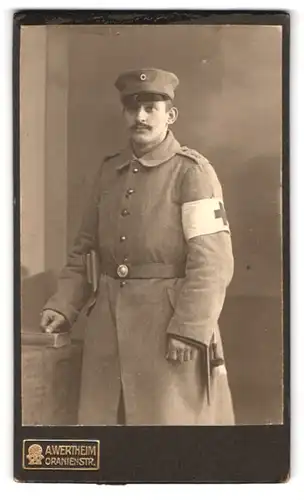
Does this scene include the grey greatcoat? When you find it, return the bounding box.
[44,131,235,425]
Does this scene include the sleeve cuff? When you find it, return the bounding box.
[43,299,79,327]
[166,317,213,346]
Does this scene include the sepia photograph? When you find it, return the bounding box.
[18,18,285,432]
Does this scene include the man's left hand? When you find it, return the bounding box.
[166,336,198,363]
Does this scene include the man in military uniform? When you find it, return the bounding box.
[41,68,235,425]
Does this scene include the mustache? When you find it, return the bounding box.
[131,123,152,131]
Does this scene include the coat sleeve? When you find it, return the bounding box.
[166,152,234,346]
[43,166,102,326]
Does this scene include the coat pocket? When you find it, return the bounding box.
[167,287,176,310]
[166,279,184,310]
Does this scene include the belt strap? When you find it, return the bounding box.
[100,262,185,279]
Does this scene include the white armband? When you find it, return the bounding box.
[182,197,230,241]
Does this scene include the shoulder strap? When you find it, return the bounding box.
[103,152,121,162]
[177,146,209,166]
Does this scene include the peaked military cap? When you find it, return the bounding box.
[115,68,179,100]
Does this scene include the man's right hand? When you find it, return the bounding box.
[40,309,68,333]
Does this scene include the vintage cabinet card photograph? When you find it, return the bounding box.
[14,10,290,483]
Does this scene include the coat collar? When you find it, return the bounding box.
[115,130,181,170]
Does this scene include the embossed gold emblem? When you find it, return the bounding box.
[26,444,44,466]
[23,440,100,470]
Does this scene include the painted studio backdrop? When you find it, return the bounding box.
[20,24,283,425]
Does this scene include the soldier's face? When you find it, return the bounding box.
[123,100,178,145]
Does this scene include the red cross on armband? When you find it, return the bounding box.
[181,198,230,241]
[214,201,228,226]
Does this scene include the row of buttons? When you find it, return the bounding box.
[119,164,139,287]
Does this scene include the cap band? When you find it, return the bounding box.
[122,92,171,107]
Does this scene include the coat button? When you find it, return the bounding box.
[120,281,127,288]
[133,167,139,173]
[120,235,127,242]
[126,188,135,196]
[121,209,130,217]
